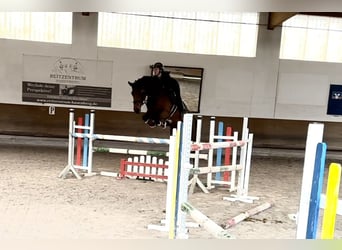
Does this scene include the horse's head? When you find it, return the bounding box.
[128,78,148,114]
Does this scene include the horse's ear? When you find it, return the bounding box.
[128,81,133,87]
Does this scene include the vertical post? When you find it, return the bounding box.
[67,109,75,171]
[175,113,193,239]
[236,128,248,197]
[230,131,238,191]
[223,126,232,182]
[59,108,81,179]
[321,163,341,239]
[82,113,90,168]
[162,129,176,233]
[237,117,248,196]
[306,143,327,239]
[296,123,324,239]
[168,125,182,239]
[207,117,215,190]
[76,117,83,166]
[242,133,254,196]
[189,116,208,194]
[86,110,95,175]
[194,116,202,172]
[215,122,224,181]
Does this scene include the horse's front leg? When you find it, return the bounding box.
[143,109,158,128]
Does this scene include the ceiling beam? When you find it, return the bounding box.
[267,12,297,30]
[299,12,342,18]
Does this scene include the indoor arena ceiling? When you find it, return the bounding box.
[267,12,342,30]
[81,12,342,30]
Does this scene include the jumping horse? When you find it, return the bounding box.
[128,76,184,134]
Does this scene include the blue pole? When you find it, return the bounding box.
[82,113,90,168]
[215,122,224,181]
[306,142,327,239]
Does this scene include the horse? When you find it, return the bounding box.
[128,76,184,134]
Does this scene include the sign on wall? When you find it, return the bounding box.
[22,55,113,107]
[327,84,342,116]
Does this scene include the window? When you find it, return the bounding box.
[0,12,72,44]
[280,14,342,63]
[98,12,259,57]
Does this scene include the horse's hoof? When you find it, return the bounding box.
[146,119,157,128]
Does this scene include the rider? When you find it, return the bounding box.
[150,62,184,113]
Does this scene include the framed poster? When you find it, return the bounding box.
[327,84,342,115]
[163,65,203,113]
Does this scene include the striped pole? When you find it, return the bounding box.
[94,147,168,157]
[93,146,207,160]
[181,202,234,239]
[225,202,272,229]
[321,163,341,239]
[73,132,170,144]
[191,140,247,151]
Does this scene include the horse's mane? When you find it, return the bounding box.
[133,76,166,97]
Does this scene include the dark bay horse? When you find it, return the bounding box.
[128,76,183,133]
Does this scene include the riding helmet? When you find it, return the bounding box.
[153,62,164,71]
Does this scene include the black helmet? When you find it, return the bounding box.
[152,62,164,71]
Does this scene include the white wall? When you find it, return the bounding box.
[1,12,342,122]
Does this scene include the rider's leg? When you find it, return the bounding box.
[170,92,184,113]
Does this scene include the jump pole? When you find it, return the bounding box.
[189,132,256,203]
[76,117,83,166]
[189,115,209,194]
[224,126,233,182]
[209,118,238,192]
[296,122,324,239]
[59,109,82,179]
[82,113,91,172]
[175,114,234,239]
[321,163,341,239]
[206,117,216,190]
[60,109,173,179]
[225,202,273,229]
[181,202,234,239]
[215,121,224,181]
[295,138,341,239]
[184,117,255,203]
[213,121,236,186]
[306,142,327,239]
